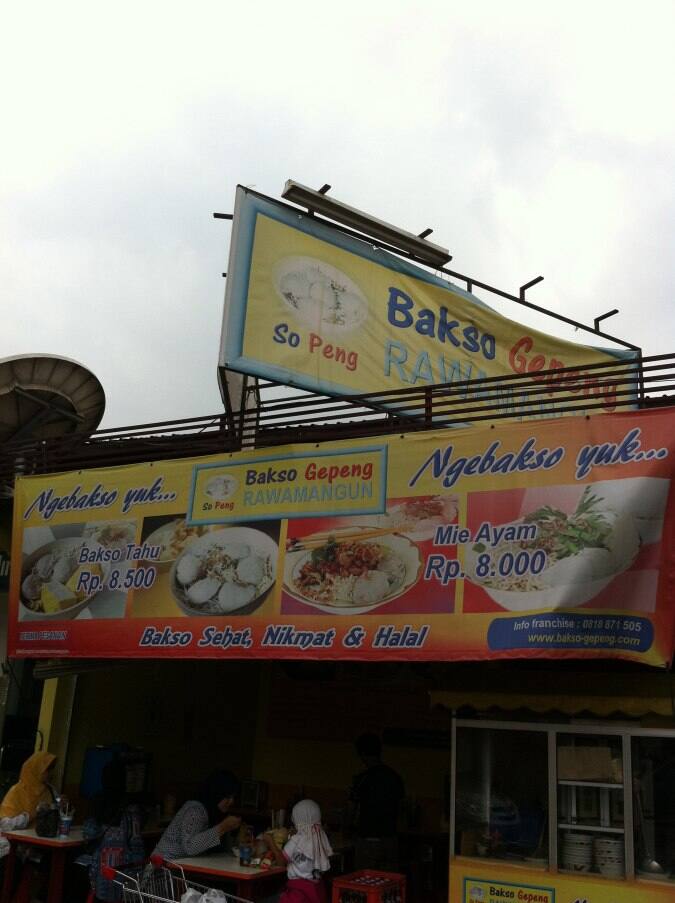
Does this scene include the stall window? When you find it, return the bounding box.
[556,733,625,879]
[632,736,675,883]
[455,727,548,865]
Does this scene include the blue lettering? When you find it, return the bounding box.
[383,340,410,382]
[415,309,436,337]
[575,427,650,479]
[122,477,170,515]
[24,484,118,521]
[410,438,565,489]
[409,446,454,487]
[410,351,434,384]
[384,288,495,363]
[482,333,496,360]
[387,287,414,328]
[462,325,480,353]
[436,308,461,347]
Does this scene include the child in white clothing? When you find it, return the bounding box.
[264,800,333,903]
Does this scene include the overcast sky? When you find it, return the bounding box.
[1,1,673,429]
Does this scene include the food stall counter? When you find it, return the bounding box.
[449,716,675,901]
[451,855,675,903]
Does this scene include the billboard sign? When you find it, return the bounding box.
[219,187,633,419]
[8,408,675,665]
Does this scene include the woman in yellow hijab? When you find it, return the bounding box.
[0,751,56,822]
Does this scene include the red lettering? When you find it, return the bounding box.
[508,336,617,410]
[309,333,322,352]
[564,369,581,393]
[546,358,565,389]
[603,381,617,411]
[509,336,532,373]
[308,335,358,372]
[527,354,547,380]
[305,461,374,482]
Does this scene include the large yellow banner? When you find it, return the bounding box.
[220,188,632,420]
[8,409,675,663]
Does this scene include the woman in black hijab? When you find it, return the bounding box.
[153,770,241,860]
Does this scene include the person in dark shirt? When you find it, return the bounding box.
[350,734,404,871]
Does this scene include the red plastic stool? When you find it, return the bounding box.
[331,869,406,903]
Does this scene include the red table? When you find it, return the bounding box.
[1,827,85,903]
[172,852,287,901]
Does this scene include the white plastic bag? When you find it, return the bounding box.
[180,890,202,903]
[199,890,228,903]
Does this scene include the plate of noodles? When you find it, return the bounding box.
[284,527,421,614]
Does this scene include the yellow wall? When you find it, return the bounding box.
[253,662,449,790]
[38,676,77,790]
[62,660,450,832]
[63,661,260,806]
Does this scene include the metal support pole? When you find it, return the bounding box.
[520,276,545,300]
[594,309,619,332]
[449,714,457,865]
[482,730,492,835]
[623,733,635,879]
[548,730,558,872]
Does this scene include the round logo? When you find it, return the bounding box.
[205,474,238,501]
[273,256,368,335]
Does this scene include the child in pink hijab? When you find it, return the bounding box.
[265,799,333,903]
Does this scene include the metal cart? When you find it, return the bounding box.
[101,855,250,903]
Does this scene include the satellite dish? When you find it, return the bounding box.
[0,354,105,445]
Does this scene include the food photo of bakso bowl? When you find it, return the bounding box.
[465,486,640,612]
[20,538,111,621]
[170,527,278,616]
[283,527,421,615]
[143,519,210,571]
